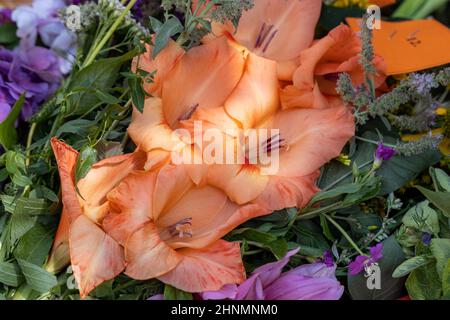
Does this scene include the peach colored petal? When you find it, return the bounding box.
[70,215,125,298]
[261,106,355,177]
[103,171,155,245]
[224,53,279,129]
[206,164,269,205]
[158,240,245,292]
[124,222,181,280]
[254,172,321,211]
[161,37,245,128]
[128,97,186,152]
[50,138,82,222]
[77,151,147,223]
[281,82,330,109]
[230,0,321,62]
[152,165,195,221]
[132,40,184,97]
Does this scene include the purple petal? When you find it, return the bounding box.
[235,275,265,300]
[264,274,344,300]
[348,255,369,275]
[286,262,337,279]
[369,243,383,262]
[147,294,164,300]
[252,248,300,287]
[201,284,238,300]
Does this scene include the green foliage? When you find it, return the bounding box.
[0,95,25,150]
[164,285,193,300]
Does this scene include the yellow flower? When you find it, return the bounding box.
[332,0,370,8]
[337,154,352,166]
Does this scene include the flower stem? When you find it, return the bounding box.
[82,0,138,68]
[322,214,365,256]
[355,136,396,148]
[25,122,37,168]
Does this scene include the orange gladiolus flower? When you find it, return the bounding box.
[281,24,387,109]
[183,53,355,211]
[129,36,246,153]
[195,0,322,80]
[48,138,146,296]
[103,164,267,292]
[49,139,268,296]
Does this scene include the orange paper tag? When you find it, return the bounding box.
[371,0,396,8]
[346,18,450,75]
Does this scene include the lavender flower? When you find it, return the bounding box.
[322,250,335,267]
[11,0,77,74]
[0,45,62,121]
[0,8,12,24]
[348,243,383,276]
[409,73,438,96]
[200,249,344,300]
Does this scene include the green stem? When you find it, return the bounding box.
[323,160,373,191]
[297,202,343,220]
[25,123,37,168]
[355,136,396,148]
[323,214,365,256]
[82,0,138,68]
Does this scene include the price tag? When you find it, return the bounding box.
[346,18,450,75]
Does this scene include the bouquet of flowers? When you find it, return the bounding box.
[0,0,449,301]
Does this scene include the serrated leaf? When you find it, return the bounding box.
[67,50,138,115]
[14,224,54,265]
[0,261,24,287]
[393,255,434,278]
[16,259,57,293]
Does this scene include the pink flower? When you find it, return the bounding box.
[200,249,344,300]
[348,243,383,276]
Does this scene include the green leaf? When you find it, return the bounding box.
[128,77,145,113]
[152,18,183,58]
[10,214,37,244]
[406,262,442,300]
[402,201,440,235]
[319,214,335,241]
[0,261,24,287]
[16,259,57,294]
[348,236,406,300]
[0,23,19,45]
[430,239,450,279]
[14,224,54,266]
[443,259,450,297]
[67,50,138,115]
[267,238,288,260]
[75,146,98,182]
[163,284,193,300]
[11,173,32,187]
[15,197,49,216]
[94,90,122,105]
[312,183,361,202]
[149,16,163,33]
[430,167,450,192]
[416,186,450,218]
[393,255,434,278]
[55,119,95,137]
[0,94,25,150]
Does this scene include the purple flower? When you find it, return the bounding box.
[321,250,335,267]
[348,243,383,276]
[421,232,432,245]
[0,45,62,121]
[0,8,12,24]
[11,0,77,74]
[376,143,396,161]
[200,249,344,300]
[409,73,438,95]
